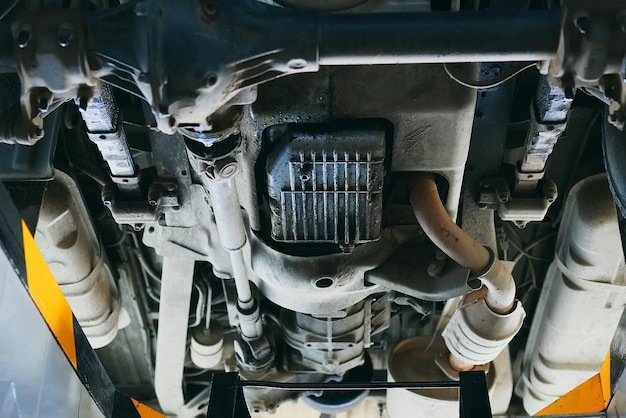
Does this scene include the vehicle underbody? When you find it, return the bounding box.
[1,0,626,416]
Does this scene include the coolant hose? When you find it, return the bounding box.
[407,173,516,314]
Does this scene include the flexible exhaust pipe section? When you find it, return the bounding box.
[408,173,525,370]
[407,173,515,314]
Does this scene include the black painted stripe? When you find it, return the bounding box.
[73,317,142,418]
[0,182,27,285]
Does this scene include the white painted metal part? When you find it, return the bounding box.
[517,174,626,415]
[154,258,195,416]
[190,336,224,369]
[442,298,525,365]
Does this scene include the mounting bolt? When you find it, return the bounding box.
[561,75,576,100]
[38,97,49,112]
[102,185,115,207]
[205,73,218,87]
[427,262,443,278]
[137,73,150,84]
[135,1,148,16]
[58,24,74,48]
[148,185,161,206]
[28,126,43,141]
[203,1,217,16]
[514,221,527,229]
[77,96,89,111]
[435,250,447,262]
[16,29,30,49]
[148,188,160,206]
[287,58,307,70]
[575,15,591,34]
[214,157,239,179]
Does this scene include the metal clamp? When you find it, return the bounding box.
[478,178,557,228]
[102,179,180,226]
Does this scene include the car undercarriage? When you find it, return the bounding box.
[1,0,626,417]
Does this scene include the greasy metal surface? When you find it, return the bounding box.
[239,69,333,231]
[535,75,573,123]
[281,302,366,375]
[265,122,385,246]
[551,1,626,88]
[329,64,476,217]
[0,0,563,144]
[462,63,516,199]
[518,76,572,184]
[479,178,558,227]
[81,83,119,133]
[146,129,195,228]
[0,106,59,180]
[9,9,96,144]
[82,85,136,180]
[518,111,567,178]
[460,192,498,252]
[550,1,626,130]
[279,297,387,378]
[365,242,474,301]
[2,3,624,418]
[249,225,418,315]
[84,1,559,134]
[242,65,475,231]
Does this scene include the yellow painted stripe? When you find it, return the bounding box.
[132,398,167,418]
[536,351,611,416]
[600,351,611,408]
[21,221,77,368]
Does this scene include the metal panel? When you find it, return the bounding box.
[266,123,385,247]
[329,64,477,218]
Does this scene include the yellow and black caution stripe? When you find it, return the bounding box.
[0,184,165,418]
